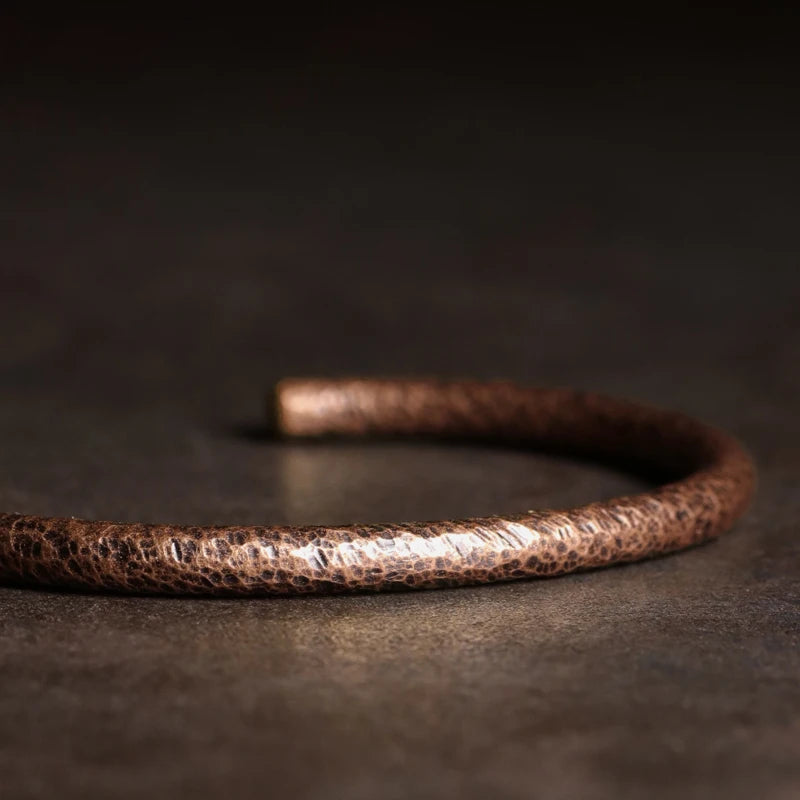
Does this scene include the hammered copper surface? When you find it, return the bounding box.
[2,17,799,800]
[0,379,755,595]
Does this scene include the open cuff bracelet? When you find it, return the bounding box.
[0,378,756,595]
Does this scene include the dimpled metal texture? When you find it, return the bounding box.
[0,379,755,596]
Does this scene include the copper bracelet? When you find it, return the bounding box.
[0,378,756,596]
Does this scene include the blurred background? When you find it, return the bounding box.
[1,7,799,800]
[3,6,799,519]
[3,6,798,412]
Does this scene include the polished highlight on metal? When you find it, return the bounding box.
[0,379,756,595]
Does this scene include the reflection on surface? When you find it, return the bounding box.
[0,557,691,682]
[274,440,646,526]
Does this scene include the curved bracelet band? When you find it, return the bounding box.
[0,378,755,596]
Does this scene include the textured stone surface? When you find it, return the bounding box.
[1,16,798,800]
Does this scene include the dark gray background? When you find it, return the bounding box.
[1,10,798,799]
